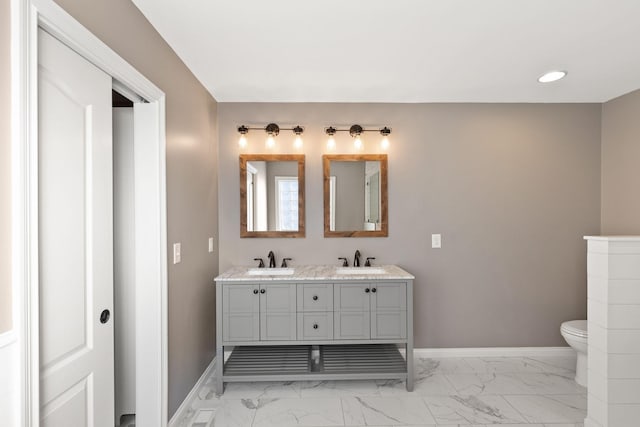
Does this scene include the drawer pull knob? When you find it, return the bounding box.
[312,295,318,301]
[313,324,318,329]
[371,288,377,293]
[260,289,266,294]
[365,288,370,293]
[253,289,259,294]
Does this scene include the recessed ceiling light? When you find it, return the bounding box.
[538,70,567,83]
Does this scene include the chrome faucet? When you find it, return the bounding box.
[267,251,276,268]
[354,250,361,267]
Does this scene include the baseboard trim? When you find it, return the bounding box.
[413,346,574,358]
[168,356,216,427]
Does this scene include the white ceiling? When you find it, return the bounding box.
[131,0,640,103]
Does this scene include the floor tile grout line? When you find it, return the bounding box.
[500,393,536,424]
[419,394,439,426]
[249,397,259,427]
[441,372,464,395]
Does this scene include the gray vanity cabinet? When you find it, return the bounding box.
[222,283,296,342]
[334,282,407,340]
[215,265,415,395]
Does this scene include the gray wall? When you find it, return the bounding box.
[601,89,640,234]
[0,0,11,333]
[51,0,218,417]
[218,103,601,347]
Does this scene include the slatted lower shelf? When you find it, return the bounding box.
[224,345,312,376]
[320,344,407,374]
[223,344,406,381]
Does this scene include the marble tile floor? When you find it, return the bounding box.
[175,355,586,427]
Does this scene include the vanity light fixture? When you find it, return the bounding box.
[538,70,567,83]
[265,123,279,148]
[293,125,304,149]
[325,126,337,150]
[237,125,249,148]
[237,123,304,149]
[350,125,364,150]
[380,127,391,150]
[324,124,392,150]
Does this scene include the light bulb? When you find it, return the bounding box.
[238,134,247,148]
[327,136,336,150]
[381,135,389,150]
[294,135,303,149]
[266,135,275,148]
[354,135,363,150]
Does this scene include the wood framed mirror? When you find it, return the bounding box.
[323,154,388,237]
[240,154,305,238]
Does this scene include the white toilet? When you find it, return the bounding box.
[560,320,588,387]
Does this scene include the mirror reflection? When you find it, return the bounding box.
[240,155,305,238]
[323,154,388,237]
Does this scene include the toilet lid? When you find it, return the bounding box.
[561,320,587,338]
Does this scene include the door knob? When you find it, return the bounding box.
[260,289,266,294]
[312,295,318,301]
[365,288,370,293]
[253,289,259,294]
[371,288,377,293]
[100,309,110,324]
[313,324,318,329]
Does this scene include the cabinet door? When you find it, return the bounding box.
[260,284,297,340]
[370,282,406,311]
[297,283,333,311]
[334,311,370,340]
[222,284,259,342]
[371,311,407,339]
[334,283,371,311]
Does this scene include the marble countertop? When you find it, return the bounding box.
[214,264,414,282]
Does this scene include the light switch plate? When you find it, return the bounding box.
[173,243,181,264]
[431,234,442,249]
[208,237,214,253]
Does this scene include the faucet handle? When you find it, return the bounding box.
[365,257,376,267]
[281,258,292,268]
[338,257,349,267]
[253,258,265,268]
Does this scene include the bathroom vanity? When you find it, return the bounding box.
[214,265,414,394]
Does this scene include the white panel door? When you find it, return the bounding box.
[38,29,114,427]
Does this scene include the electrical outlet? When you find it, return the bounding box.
[208,237,214,253]
[431,234,442,249]
[173,243,181,264]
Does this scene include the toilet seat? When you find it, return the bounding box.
[561,320,587,338]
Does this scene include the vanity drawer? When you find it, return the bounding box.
[297,284,333,312]
[297,312,333,340]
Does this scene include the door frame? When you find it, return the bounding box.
[12,0,169,425]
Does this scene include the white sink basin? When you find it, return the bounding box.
[336,267,387,275]
[247,268,295,276]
